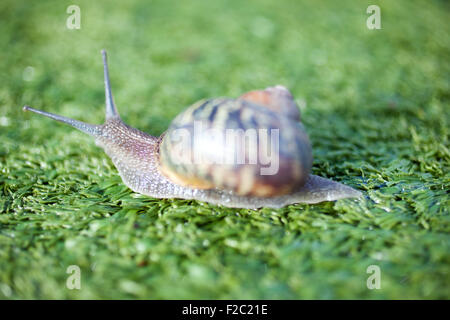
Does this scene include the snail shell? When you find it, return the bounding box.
[159,95,312,197]
[22,50,362,209]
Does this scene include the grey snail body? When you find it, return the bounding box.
[23,50,361,209]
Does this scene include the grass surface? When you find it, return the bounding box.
[0,0,449,299]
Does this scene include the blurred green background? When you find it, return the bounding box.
[0,0,449,299]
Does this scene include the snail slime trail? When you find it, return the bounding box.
[22,50,362,208]
[167,120,280,176]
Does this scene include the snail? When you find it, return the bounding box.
[22,50,361,209]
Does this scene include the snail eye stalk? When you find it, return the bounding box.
[22,105,101,137]
[101,49,120,120]
[21,50,123,137]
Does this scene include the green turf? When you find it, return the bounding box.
[0,0,449,299]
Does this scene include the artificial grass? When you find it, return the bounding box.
[0,0,449,299]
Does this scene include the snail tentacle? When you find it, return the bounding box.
[22,105,101,137]
[101,49,120,120]
[21,49,119,136]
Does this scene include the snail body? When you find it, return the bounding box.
[23,50,361,209]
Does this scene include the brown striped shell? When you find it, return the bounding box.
[158,86,313,197]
